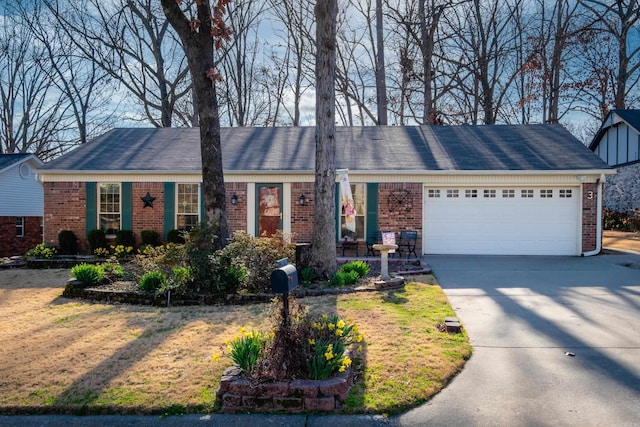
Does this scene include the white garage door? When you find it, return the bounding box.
[423,187,581,255]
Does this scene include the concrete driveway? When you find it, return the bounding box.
[397,253,640,426]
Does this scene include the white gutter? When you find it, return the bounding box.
[582,173,605,256]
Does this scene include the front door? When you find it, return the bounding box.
[256,184,283,236]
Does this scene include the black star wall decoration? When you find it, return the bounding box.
[141,192,156,208]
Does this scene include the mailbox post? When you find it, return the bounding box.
[270,258,299,326]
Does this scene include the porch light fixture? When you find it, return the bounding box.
[231,194,238,205]
[299,193,306,206]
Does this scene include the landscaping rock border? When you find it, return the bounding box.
[215,365,354,413]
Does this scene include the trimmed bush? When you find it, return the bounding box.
[140,230,161,247]
[167,229,185,244]
[71,263,104,286]
[87,229,106,253]
[58,230,78,255]
[139,271,167,292]
[116,230,136,248]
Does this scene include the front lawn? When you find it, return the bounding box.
[0,269,470,416]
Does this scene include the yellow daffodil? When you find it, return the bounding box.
[335,329,344,337]
[328,323,335,331]
[336,319,346,329]
[308,339,315,345]
[211,353,220,362]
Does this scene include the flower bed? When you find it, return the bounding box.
[216,364,354,413]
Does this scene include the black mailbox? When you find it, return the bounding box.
[270,263,299,293]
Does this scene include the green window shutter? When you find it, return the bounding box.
[335,182,340,242]
[85,182,97,236]
[200,184,205,223]
[164,182,175,239]
[366,183,379,239]
[121,182,132,231]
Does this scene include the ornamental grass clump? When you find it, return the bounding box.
[224,328,273,373]
[70,263,104,287]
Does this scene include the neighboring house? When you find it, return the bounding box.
[37,125,612,256]
[0,154,44,257]
[589,109,640,213]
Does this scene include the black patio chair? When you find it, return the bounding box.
[397,230,418,259]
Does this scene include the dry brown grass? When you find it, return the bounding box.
[0,269,470,415]
[603,230,640,253]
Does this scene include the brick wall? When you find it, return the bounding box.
[378,183,423,249]
[43,182,87,252]
[0,216,42,257]
[582,182,599,253]
[132,182,164,246]
[291,182,315,242]
[226,183,248,235]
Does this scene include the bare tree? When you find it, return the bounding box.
[312,0,338,278]
[47,0,193,127]
[581,0,640,109]
[267,0,316,126]
[0,6,70,159]
[160,0,231,249]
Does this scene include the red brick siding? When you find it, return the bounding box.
[132,182,164,246]
[378,183,423,249]
[43,182,87,252]
[291,182,315,242]
[0,216,42,257]
[226,183,248,235]
[582,183,598,253]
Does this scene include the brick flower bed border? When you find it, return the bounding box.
[215,365,354,413]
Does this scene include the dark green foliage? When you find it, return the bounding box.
[184,223,219,293]
[167,229,185,244]
[300,267,317,286]
[140,230,161,246]
[138,271,167,292]
[58,230,78,255]
[115,230,136,248]
[339,260,370,277]
[603,208,640,232]
[100,262,124,282]
[330,261,370,287]
[331,269,360,287]
[213,231,295,294]
[87,229,106,252]
[71,263,104,286]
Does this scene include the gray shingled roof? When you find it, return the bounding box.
[0,153,36,173]
[589,109,640,150]
[40,124,610,173]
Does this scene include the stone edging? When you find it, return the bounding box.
[215,365,354,413]
[61,268,431,306]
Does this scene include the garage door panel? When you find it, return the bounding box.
[424,187,580,255]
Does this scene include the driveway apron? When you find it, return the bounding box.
[398,254,640,427]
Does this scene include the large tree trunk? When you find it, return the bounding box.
[160,0,228,249]
[375,0,388,125]
[311,0,337,278]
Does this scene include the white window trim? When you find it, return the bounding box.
[338,183,366,240]
[175,183,201,230]
[16,217,24,237]
[98,183,122,236]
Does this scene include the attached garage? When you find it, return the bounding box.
[423,185,581,255]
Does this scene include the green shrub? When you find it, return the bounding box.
[300,267,316,286]
[140,230,161,246]
[213,231,295,294]
[138,271,167,292]
[116,230,136,248]
[339,260,370,278]
[58,230,78,255]
[331,269,359,287]
[227,329,271,374]
[101,262,124,281]
[167,229,185,244]
[87,229,106,253]
[71,263,104,286]
[603,208,640,232]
